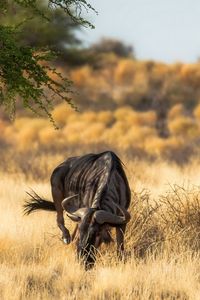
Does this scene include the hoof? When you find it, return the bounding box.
[63,237,71,244]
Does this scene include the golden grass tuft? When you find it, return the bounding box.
[145,136,183,157]
[81,122,106,143]
[114,59,136,84]
[38,127,65,147]
[52,103,76,127]
[168,104,185,120]
[13,119,48,151]
[193,103,200,121]
[70,66,92,87]
[97,111,114,125]
[168,116,199,138]
[81,111,98,123]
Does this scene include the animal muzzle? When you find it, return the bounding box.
[77,241,97,270]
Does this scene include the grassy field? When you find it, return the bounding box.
[1,156,200,299]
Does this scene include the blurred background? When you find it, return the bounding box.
[1,0,200,177]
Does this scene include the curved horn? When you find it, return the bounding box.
[66,207,89,222]
[61,194,79,211]
[94,202,130,225]
[62,195,90,222]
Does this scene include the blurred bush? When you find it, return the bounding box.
[2,54,200,164]
[2,102,200,164]
[90,38,134,58]
[168,117,199,138]
[69,59,200,117]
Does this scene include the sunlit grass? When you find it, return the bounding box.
[1,158,200,299]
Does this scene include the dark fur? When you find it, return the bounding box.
[24,151,131,269]
[61,151,131,209]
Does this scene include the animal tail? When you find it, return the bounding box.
[23,190,56,215]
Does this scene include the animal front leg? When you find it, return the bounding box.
[57,211,71,244]
[51,182,71,244]
[116,224,126,260]
[71,224,78,242]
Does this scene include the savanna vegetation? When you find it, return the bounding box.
[2,58,200,168]
[2,1,200,299]
[1,158,200,299]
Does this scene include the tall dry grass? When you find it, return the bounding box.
[1,156,200,299]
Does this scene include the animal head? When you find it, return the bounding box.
[62,195,130,268]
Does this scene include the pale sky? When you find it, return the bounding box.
[78,0,200,63]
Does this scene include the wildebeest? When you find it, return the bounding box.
[24,151,131,269]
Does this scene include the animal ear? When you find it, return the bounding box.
[62,195,84,222]
[66,207,89,222]
[62,196,95,222]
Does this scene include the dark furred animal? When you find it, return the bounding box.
[24,151,131,268]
